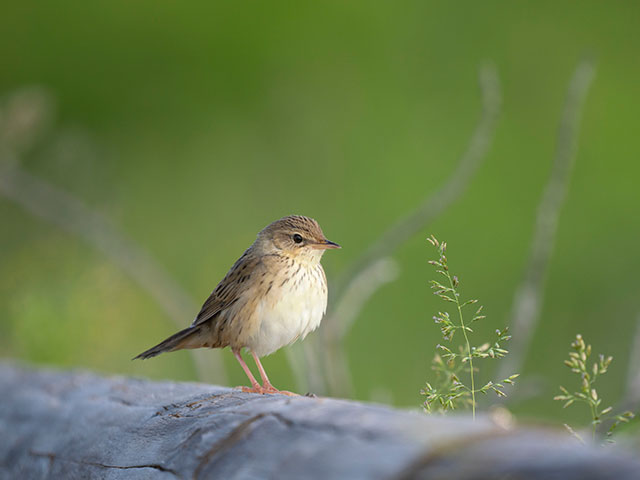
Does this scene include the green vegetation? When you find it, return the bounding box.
[421,236,518,419]
[554,334,635,443]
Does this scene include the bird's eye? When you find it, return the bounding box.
[293,234,303,244]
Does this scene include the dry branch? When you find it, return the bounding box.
[498,58,596,380]
[0,90,226,384]
[625,314,640,409]
[316,64,502,397]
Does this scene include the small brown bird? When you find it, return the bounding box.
[134,215,340,395]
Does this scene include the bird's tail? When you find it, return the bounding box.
[133,326,202,360]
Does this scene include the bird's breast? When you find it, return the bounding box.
[247,263,328,357]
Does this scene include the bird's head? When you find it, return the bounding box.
[255,215,340,264]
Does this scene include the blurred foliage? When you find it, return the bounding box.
[1,1,639,426]
[554,334,635,443]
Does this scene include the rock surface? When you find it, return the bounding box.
[0,363,638,479]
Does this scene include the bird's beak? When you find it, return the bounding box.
[313,239,341,250]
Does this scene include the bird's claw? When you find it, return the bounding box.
[236,385,298,396]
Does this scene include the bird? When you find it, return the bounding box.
[134,215,340,395]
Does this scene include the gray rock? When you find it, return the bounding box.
[0,363,637,479]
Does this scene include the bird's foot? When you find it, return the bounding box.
[235,385,298,396]
[237,385,264,394]
[261,385,298,396]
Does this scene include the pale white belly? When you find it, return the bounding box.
[247,265,327,357]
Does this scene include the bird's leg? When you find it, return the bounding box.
[233,349,263,394]
[251,351,298,396]
[251,351,273,389]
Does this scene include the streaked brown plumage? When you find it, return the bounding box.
[134,215,340,395]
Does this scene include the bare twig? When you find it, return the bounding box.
[287,258,399,395]
[331,64,501,299]
[497,59,596,380]
[0,92,226,384]
[563,424,587,445]
[624,314,640,409]
[0,160,226,383]
[595,313,640,436]
[0,87,53,155]
[323,258,400,397]
[309,64,502,397]
[328,258,400,341]
[285,333,325,395]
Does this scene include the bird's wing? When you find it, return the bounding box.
[191,251,264,327]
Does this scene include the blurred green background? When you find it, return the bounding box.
[1,1,639,427]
